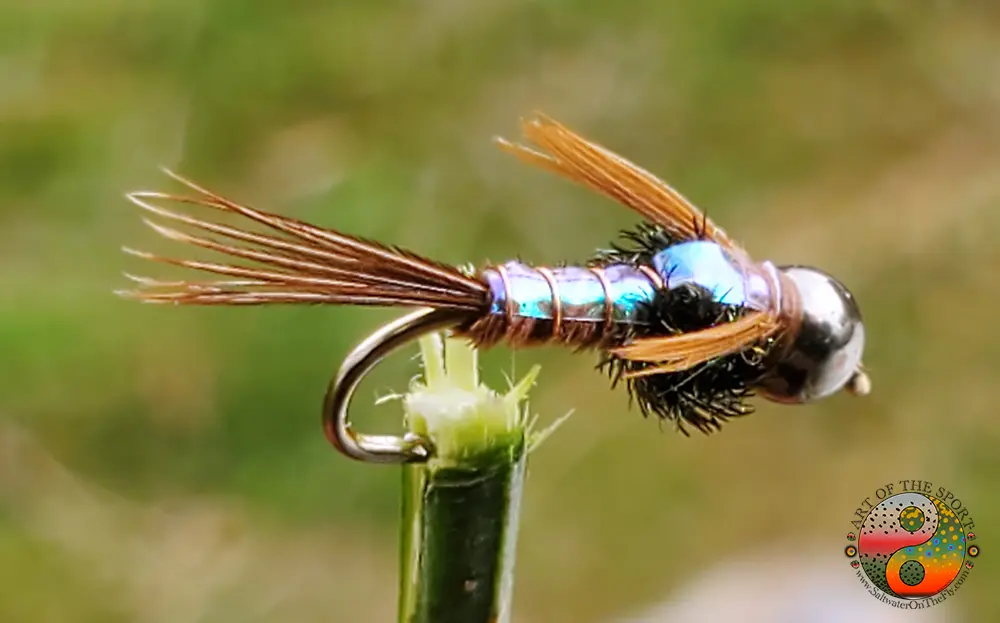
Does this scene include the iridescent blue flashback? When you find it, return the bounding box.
[653,241,746,306]
[603,264,660,321]
[483,263,656,323]
[652,241,776,312]
[484,240,774,326]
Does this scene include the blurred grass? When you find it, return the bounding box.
[2,1,1000,621]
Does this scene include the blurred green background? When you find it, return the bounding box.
[2,1,998,621]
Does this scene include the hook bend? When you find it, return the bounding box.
[322,307,467,464]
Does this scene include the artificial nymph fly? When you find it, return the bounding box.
[118,114,869,436]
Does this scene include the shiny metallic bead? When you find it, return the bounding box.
[757,266,866,403]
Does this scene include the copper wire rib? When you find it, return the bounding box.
[492,263,516,326]
[587,266,615,335]
[637,265,665,290]
[533,266,563,339]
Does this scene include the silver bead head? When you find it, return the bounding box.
[757,266,868,404]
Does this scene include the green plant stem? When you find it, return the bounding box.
[399,446,526,623]
[397,333,561,623]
